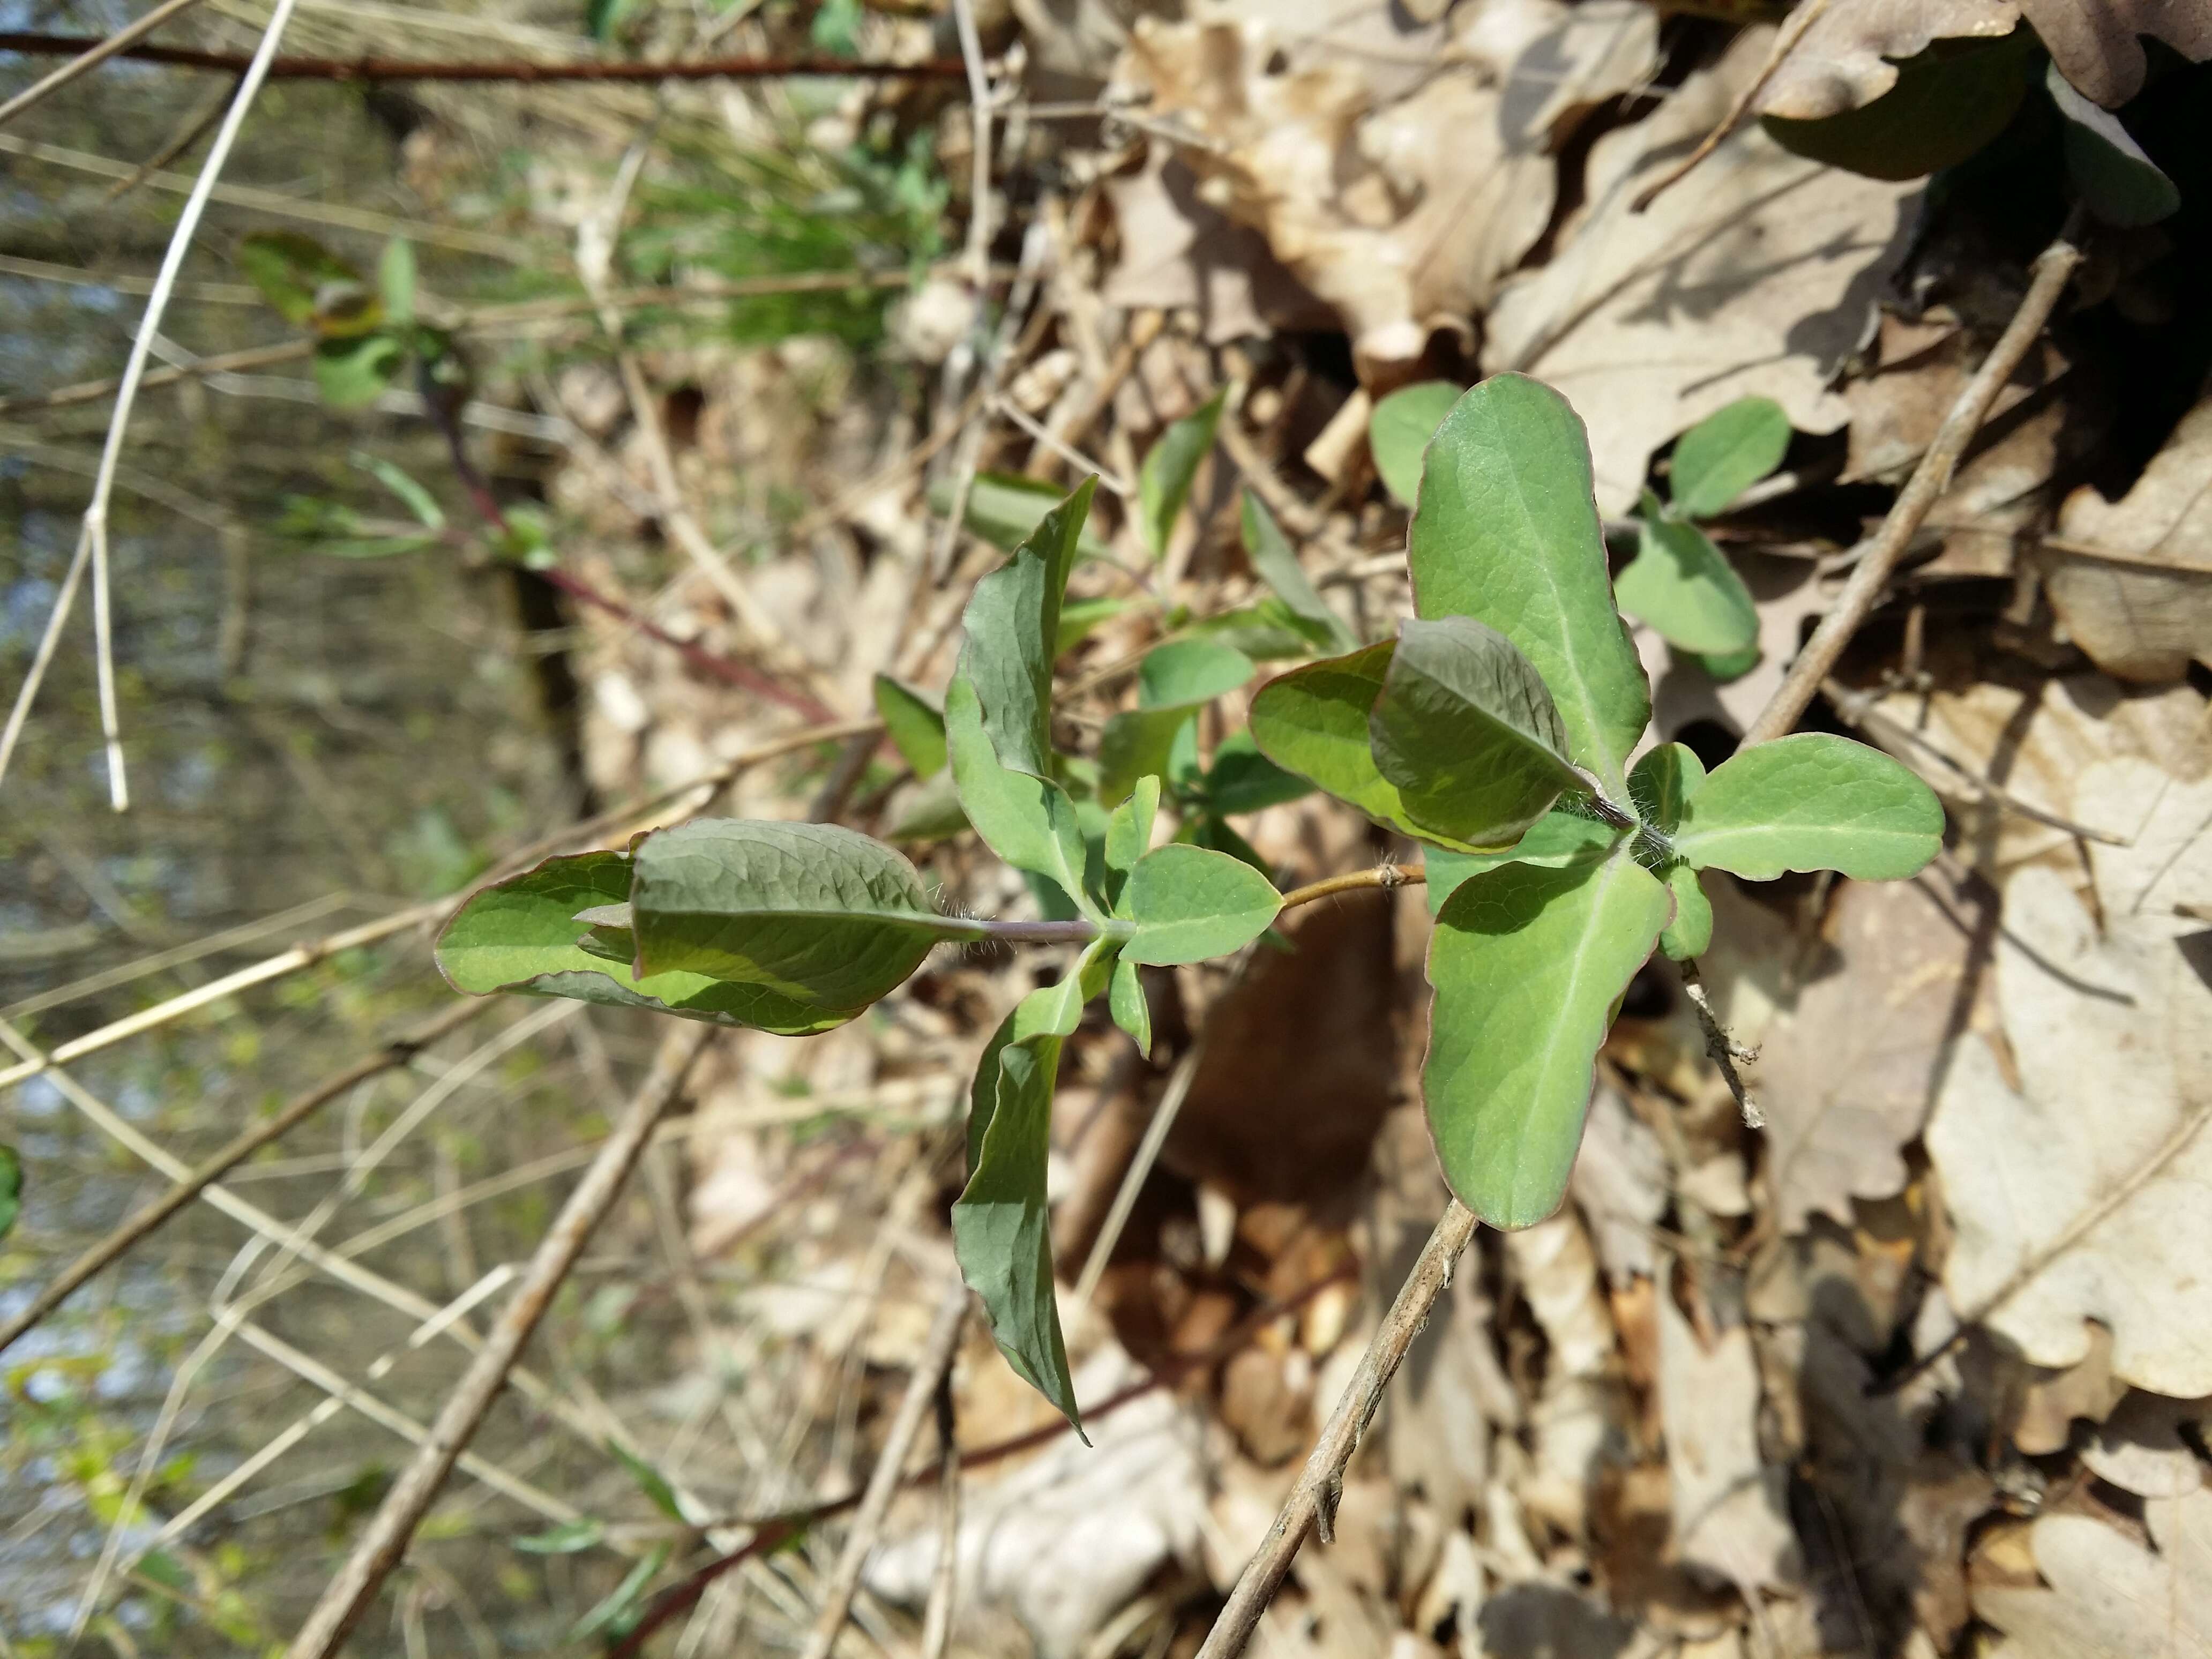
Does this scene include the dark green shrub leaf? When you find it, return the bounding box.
[1659,864,1713,960]
[515,1516,604,1555]
[1201,729,1314,817]
[1761,33,2034,181]
[1425,851,1672,1227]
[1627,742,1705,837]
[931,472,1113,563]
[873,675,947,779]
[1109,956,1152,1056]
[628,819,961,1008]
[1369,380,1461,507]
[1668,398,1790,519]
[1421,809,1622,913]
[0,1144,18,1242]
[436,850,845,1033]
[1409,374,1650,796]
[955,956,1106,1432]
[1370,615,1585,848]
[962,476,1100,781]
[1675,733,1944,879]
[2047,61,2180,226]
[237,230,367,327]
[1616,514,1758,655]
[1118,843,1282,965]
[312,333,405,409]
[1138,389,1225,559]
[1240,490,1355,649]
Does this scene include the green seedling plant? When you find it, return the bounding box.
[1373,384,1792,677]
[438,372,1941,1432]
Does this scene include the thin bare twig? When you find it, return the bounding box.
[0,998,490,1359]
[0,0,207,128]
[1628,0,1832,213]
[797,1281,970,1659]
[1677,957,1763,1130]
[1742,213,2088,746]
[281,1023,714,1659]
[919,1367,962,1659]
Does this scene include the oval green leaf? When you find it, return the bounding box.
[1137,639,1254,708]
[947,673,1093,910]
[1251,642,1467,849]
[873,674,947,779]
[1370,615,1585,849]
[1673,733,1944,880]
[629,819,967,1007]
[930,472,1114,563]
[1658,863,1713,960]
[2047,60,2180,227]
[1667,397,1791,520]
[1613,515,1758,656]
[1138,389,1225,559]
[960,476,1100,781]
[1369,380,1461,508]
[1202,728,1315,817]
[1421,809,1624,914]
[1408,374,1649,795]
[1627,741,1705,838]
[1240,490,1355,650]
[1119,843,1282,966]
[1424,850,1672,1228]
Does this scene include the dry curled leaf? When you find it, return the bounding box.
[2018,0,2212,107]
[1656,1281,1799,1593]
[1975,1488,2212,1656]
[1484,27,1916,512]
[2043,394,2212,683]
[1926,759,2212,1399]
[2083,1389,2212,1497]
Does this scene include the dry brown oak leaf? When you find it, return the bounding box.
[1975,1487,2212,1656]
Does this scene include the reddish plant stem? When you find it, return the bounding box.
[0,33,965,82]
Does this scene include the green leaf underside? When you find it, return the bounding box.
[1120,843,1282,965]
[1241,490,1357,650]
[948,676,1093,908]
[1615,515,1758,655]
[1371,615,1583,849]
[1369,380,1461,508]
[931,472,1113,562]
[954,951,1107,1433]
[1425,852,1672,1228]
[1759,33,2034,182]
[1408,374,1649,796]
[1628,742,1705,838]
[1139,640,1255,708]
[1139,389,1225,559]
[1697,642,1761,682]
[435,850,845,1034]
[627,820,959,1010]
[1109,955,1152,1055]
[873,675,947,778]
[1204,729,1315,816]
[1667,398,1790,519]
[1249,644,1485,853]
[1422,810,1624,913]
[1674,733,1945,880]
[1103,775,1160,910]
[2047,61,2180,227]
[961,476,1100,780]
[1660,864,1714,959]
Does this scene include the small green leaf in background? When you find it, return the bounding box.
[351,453,444,530]
[1056,595,1132,657]
[1697,642,1761,683]
[1667,397,1790,519]
[377,237,416,328]
[1627,742,1705,838]
[1109,956,1152,1056]
[1184,597,1344,661]
[627,819,965,1007]
[610,1441,686,1523]
[567,1543,669,1644]
[1138,388,1225,560]
[955,951,1108,1433]
[584,0,639,42]
[1201,729,1314,817]
[1369,380,1461,507]
[1410,373,1650,797]
[1660,864,1713,960]
[1118,843,1281,965]
[1759,32,2035,182]
[0,1144,19,1242]
[1250,642,1453,847]
[1137,639,1254,708]
[237,230,370,330]
[884,769,968,844]
[1425,851,1672,1228]
[932,472,1114,564]
[1614,514,1758,656]
[873,675,947,779]
[2046,61,2180,227]
[312,333,405,409]
[515,1516,606,1555]
[1102,774,1160,909]
[436,850,848,1034]
[1370,616,1586,849]
[1240,490,1356,650]
[1421,809,1623,913]
[1673,732,1944,880]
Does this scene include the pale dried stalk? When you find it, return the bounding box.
[283,1023,714,1659]
[0,0,302,810]
[0,0,206,127]
[798,1281,971,1659]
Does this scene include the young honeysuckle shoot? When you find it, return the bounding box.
[437,371,1945,1428]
